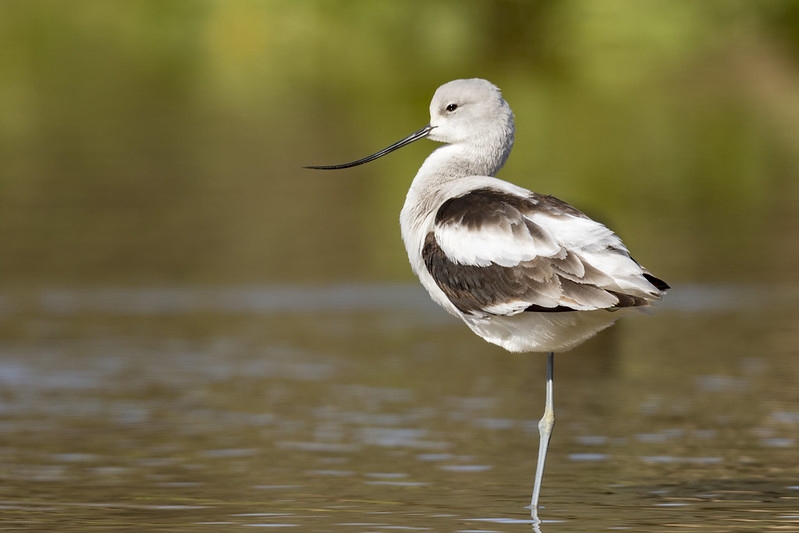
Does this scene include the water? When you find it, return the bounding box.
[1,284,797,531]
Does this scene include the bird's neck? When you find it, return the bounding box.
[415,141,509,185]
[404,143,507,218]
[400,141,508,256]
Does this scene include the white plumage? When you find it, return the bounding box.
[308,78,668,520]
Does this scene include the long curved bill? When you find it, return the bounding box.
[305,124,434,170]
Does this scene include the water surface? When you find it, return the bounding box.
[1,284,797,531]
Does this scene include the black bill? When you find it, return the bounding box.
[305,124,434,170]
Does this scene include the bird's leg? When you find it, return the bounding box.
[531,352,555,517]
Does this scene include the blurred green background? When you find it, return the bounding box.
[2,0,798,288]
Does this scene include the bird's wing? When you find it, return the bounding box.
[422,187,668,317]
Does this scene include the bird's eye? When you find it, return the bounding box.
[446,103,458,112]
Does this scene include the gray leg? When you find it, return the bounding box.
[531,352,555,515]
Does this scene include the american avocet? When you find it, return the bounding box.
[307,78,668,517]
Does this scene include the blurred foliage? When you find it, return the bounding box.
[0,0,798,286]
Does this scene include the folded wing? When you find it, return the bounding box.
[422,187,668,317]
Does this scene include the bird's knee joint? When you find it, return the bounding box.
[538,412,555,432]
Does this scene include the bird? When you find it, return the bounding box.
[307,78,669,519]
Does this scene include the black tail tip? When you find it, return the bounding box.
[644,273,670,291]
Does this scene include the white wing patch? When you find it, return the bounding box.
[436,213,561,267]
